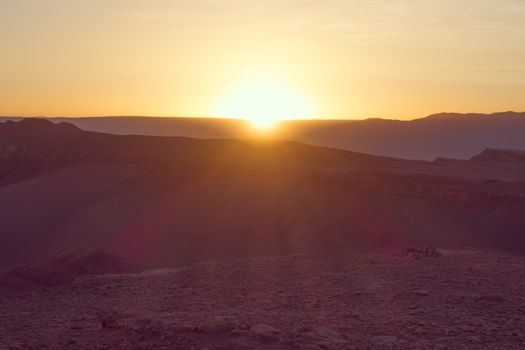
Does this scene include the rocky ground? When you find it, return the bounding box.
[1,250,525,350]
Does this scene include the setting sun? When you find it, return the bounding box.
[215,78,313,130]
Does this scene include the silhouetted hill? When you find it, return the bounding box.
[1,119,525,274]
[3,111,524,160]
[471,148,525,163]
[287,112,525,160]
[8,248,134,286]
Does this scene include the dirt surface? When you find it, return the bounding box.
[1,250,524,350]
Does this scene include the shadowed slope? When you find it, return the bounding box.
[1,119,525,273]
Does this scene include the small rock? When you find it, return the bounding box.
[476,295,506,303]
[121,318,152,333]
[414,290,430,297]
[169,322,195,333]
[301,345,323,350]
[406,247,442,258]
[316,340,349,350]
[250,324,281,342]
[197,317,235,333]
[294,325,312,333]
[146,319,193,334]
[98,311,135,330]
[311,327,343,339]
[372,335,398,347]
[299,327,348,349]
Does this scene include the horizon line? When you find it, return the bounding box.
[1,110,524,123]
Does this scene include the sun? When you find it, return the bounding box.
[215,78,313,130]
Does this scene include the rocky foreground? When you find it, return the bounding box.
[1,250,525,350]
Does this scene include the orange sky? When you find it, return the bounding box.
[1,0,524,120]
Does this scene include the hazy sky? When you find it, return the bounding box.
[1,0,524,119]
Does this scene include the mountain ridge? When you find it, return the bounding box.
[3,111,524,160]
[2,110,524,122]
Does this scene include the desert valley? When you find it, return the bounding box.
[0,117,525,349]
[2,0,525,348]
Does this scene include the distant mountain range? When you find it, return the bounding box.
[2,111,524,160]
[1,118,525,277]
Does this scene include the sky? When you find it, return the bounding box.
[1,0,524,119]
